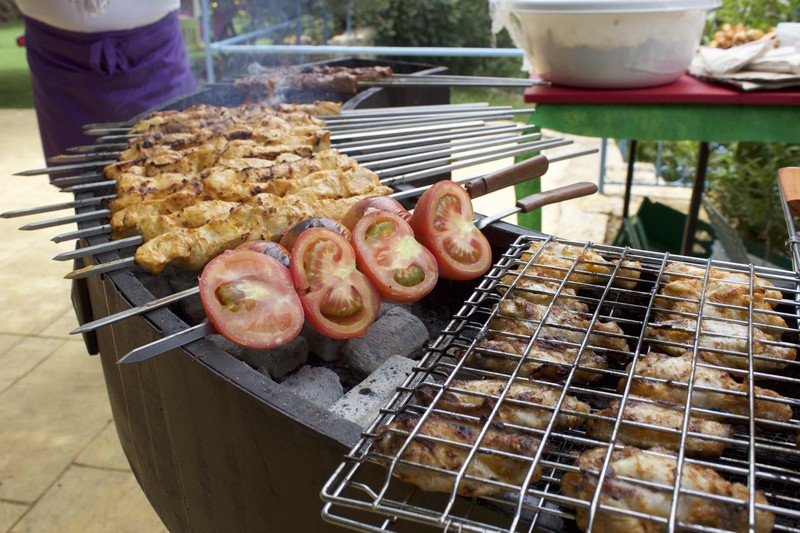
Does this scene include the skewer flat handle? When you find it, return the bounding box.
[463,154,548,199]
[778,167,800,218]
[516,182,598,212]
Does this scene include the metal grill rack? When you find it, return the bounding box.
[321,234,800,532]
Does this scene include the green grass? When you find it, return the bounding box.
[0,20,33,108]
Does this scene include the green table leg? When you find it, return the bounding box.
[513,151,542,231]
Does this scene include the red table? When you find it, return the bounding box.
[521,74,800,256]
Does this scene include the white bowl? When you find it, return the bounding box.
[508,0,721,89]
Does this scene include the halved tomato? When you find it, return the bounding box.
[199,249,304,349]
[341,195,411,230]
[290,228,380,339]
[409,180,492,281]
[352,211,439,303]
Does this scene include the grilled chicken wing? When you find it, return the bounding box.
[561,446,775,533]
[415,379,590,430]
[586,399,733,458]
[489,297,629,355]
[647,262,795,372]
[372,412,541,497]
[621,352,793,424]
[466,337,608,383]
[645,316,795,373]
[517,241,642,289]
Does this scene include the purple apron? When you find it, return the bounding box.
[23,11,197,163]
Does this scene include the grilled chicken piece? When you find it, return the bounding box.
[415,379,590,430]
[372,412,541,497]
[466,337,608,383]
[489,297,629,356]
[647,262,795,372]
[586,399,733,458]
[112,165,390,239]
[561,446,775,533]
[645,316,796,373]
[134,193,378,273]
[621,352,793,425]
[518,241,642,289]
[497,274,586,310]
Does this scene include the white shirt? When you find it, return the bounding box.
[16,0,181,33]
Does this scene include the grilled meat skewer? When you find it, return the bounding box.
[134,192,385,273]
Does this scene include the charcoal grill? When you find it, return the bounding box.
[321,234,800,532]
[54,58,554,532]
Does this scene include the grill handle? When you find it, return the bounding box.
[475,181,597,229]
[779,167,800,219]
[463,154,548,198]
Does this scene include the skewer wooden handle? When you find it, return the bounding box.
[463,154,548,198]
[516,182,598,212]
[779,167,800,218]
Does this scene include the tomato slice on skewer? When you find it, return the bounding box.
[352,210,439,304]
[199,249,304,349]
[409,180,492,281]
[291,228,381,339]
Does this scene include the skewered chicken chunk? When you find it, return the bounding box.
[127,102,337,135]
[415,379,590,430]
[109,149,365,212]
[561,446,775,533]
[621,352,793,424]
[372,412,541,497]
[112,164,388,240]
[646,262,795,372]
[134,192,388,273]
[128,103,277,134]
[489,297,629,355]
[517,241,642,289]
[466,336,608,383]
[119,123,329,163]
[586,399,733,458]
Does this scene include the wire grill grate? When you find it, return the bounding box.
[321,234,800,532]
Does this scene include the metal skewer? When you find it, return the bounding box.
[18,209,111,231]
[46,139,564,236]
[70,286,201,335]
[378,138,573,186]
[1,195,114,219]
[117,320,215,364]
[14,160,116,177]
[358,132,542,170]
